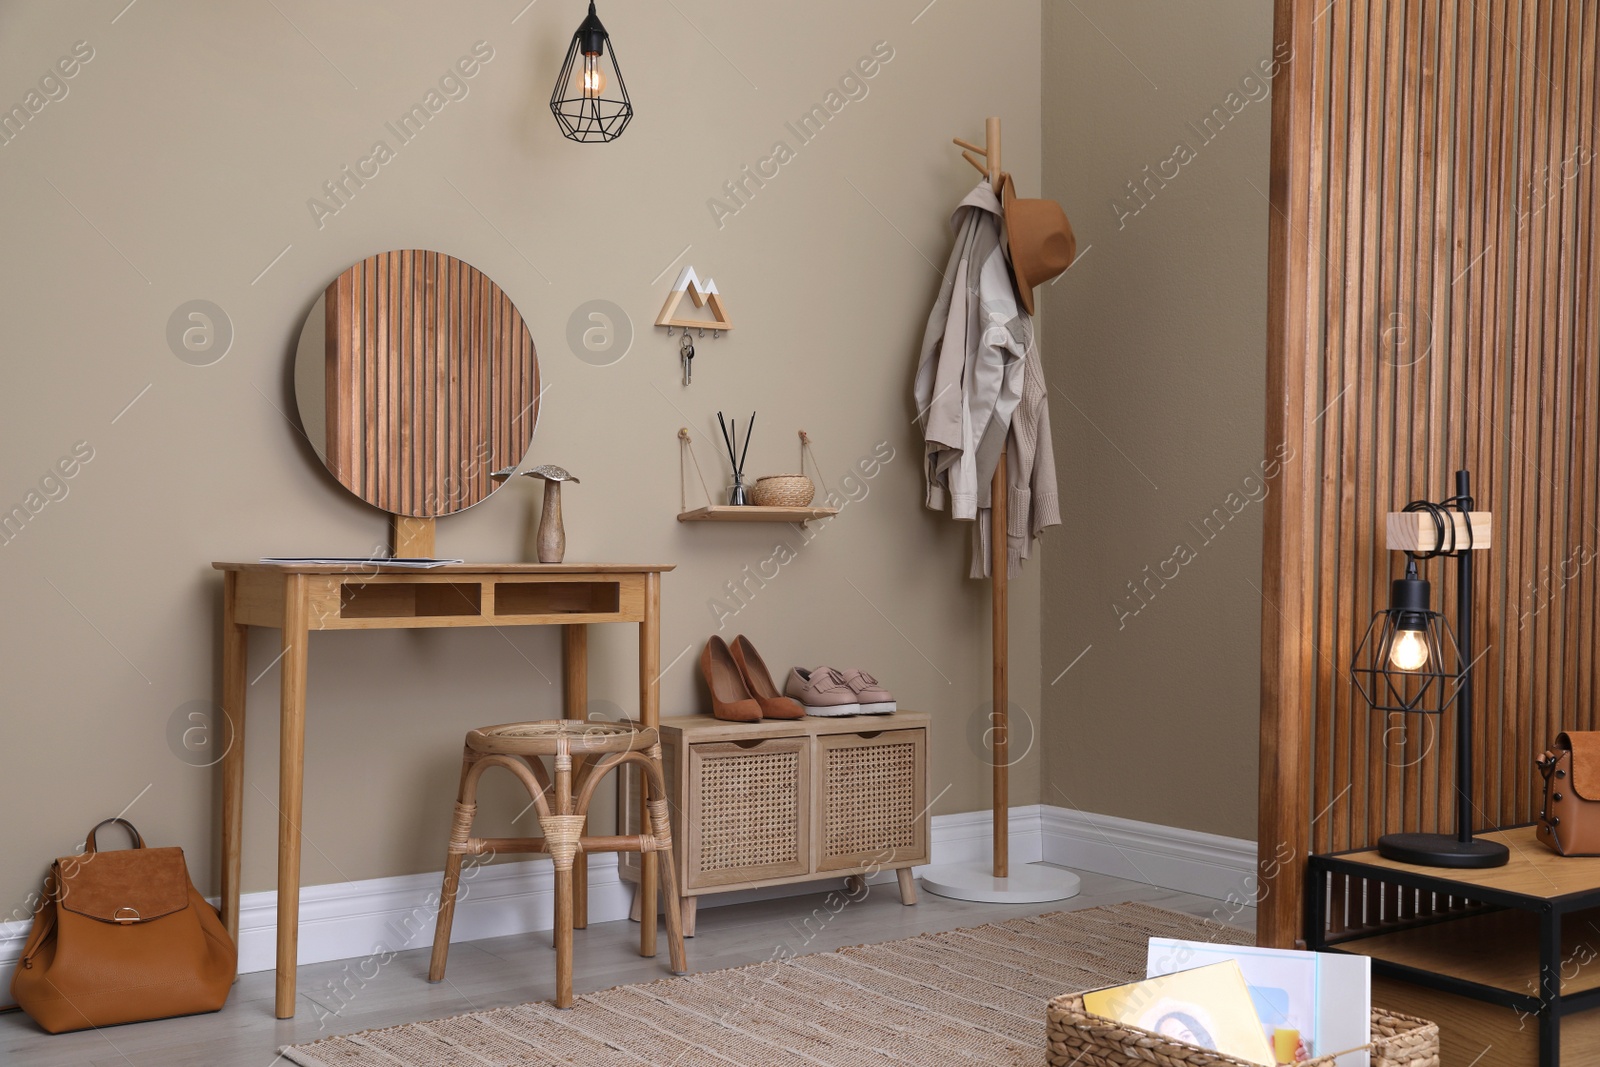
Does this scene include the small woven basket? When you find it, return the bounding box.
[1045,996,1439,1067]
[750,474,815,507]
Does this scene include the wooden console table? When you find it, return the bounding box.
[212,561,673,1019]
[1310,826,1600,1066]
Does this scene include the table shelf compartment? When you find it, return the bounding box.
[1329,905,1600,998]
[493,580,621,616]
[340,581,483,619]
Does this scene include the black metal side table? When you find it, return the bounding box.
[1309,826,1600,1067]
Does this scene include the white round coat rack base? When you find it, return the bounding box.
[919,862,1082,904]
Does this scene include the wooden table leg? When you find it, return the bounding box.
[638,573,661,959]
[896,867,917,905]
[564,624,589,719]
[275,575,310,1020]
[219,572,248,958]
[564,624,589,930]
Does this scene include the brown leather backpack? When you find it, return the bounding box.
[10,819,236,1033]
[1537,733,1600,856]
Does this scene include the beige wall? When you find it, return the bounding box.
[1039,0,1273,840]
[0,0,1042,911]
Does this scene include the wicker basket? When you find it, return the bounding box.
[1046,996,1439,1067]
[750,474,815,507]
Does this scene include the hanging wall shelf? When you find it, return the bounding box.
[677,505,838,523]
[676,427,837,524]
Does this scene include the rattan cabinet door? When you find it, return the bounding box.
[684,738,811,889]
[815,729,928,873]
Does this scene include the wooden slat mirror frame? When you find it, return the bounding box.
[1259,0,1600,948]
[296,250,540,545]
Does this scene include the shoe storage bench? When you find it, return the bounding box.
[623,712,930,934]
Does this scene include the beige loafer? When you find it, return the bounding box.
[839,669,896,715]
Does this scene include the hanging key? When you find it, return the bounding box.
[680,332,695,385]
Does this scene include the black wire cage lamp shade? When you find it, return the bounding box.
[1350,560,1464,716]
[550,1,632,143]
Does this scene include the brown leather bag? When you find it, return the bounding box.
[10,819,236,1033]
[1536,733,1600,856]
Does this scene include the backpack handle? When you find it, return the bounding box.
[85,818,146,853]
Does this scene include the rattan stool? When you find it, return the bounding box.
[427,720,688,1008]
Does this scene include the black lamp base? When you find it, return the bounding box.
[1377,832,1510,869]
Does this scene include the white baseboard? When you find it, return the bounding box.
[236,854,636,975]
[0,804,1254,988]
[1041,806,1257,902]
[917,803,1045,868]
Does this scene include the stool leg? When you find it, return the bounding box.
[643,747,688,976]
[544,816,586,1008]
[650,800,688,975]
[554,865,574,1007]
[429,849,465,982]
[548,743,584,1009]
[429,750,479,982]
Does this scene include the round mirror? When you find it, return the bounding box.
[294,250,540,517]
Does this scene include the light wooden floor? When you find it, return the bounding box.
[0,867,1254,1067]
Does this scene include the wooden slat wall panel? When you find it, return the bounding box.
[1260,0,1600,948]
[321,250,539,518]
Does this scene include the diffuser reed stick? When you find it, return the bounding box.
[716,410,755,505]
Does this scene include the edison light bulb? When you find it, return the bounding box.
[1389,629,1430,671]
[580,65,606,97]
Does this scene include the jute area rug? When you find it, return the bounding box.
[282,902,1249,1067]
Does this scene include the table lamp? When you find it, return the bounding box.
[1349,469,1509,868]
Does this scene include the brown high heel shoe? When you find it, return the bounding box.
[701,636,762,722]
[731,635,807,719]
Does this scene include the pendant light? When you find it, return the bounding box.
[550,1,632,143]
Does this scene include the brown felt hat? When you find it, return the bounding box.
[1000,172,1076,315]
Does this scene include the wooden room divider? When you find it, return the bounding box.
[1259,0,1600,948]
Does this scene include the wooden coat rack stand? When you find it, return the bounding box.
[919,117,1080,905]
